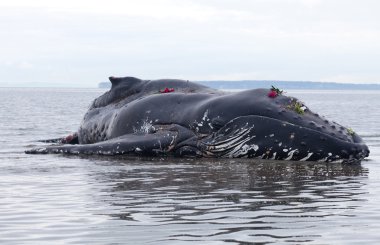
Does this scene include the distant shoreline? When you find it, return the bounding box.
[1,80,380,90]
[99,80,380,90]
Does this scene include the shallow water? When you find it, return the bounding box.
[1,88,380,244]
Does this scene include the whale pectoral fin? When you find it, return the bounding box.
[26,131,177,155]
[26,124,197,156]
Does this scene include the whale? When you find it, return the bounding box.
[26,76,370,163]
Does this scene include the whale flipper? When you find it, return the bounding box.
[27,131,177,155]
[26,124,198,156]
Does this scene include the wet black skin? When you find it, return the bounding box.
[26,76,369,163]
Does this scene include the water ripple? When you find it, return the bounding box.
[1,88,380,244]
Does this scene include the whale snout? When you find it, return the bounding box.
[351,144,370,162]
[342,131,370,162]
[201,115,370,163]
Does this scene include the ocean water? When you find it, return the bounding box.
[0,88,380,244]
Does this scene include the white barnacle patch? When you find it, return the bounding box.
[141,120,153,133]
[135,147,142,152]
[278,142,282,147]
[300,152,313,161]
[134,120,154,133]
[202,109,210,121]
[331,159,344,163]
[170,136,176,145]
[164,135,177,152]
[269,134,274,137]
[271,152,277,160]
[317,157,329,162]
[195,110,211,128]
[233,144,258,157]
[245,144,258,153]
[37,148,47,153]
[285,149,297,160]
[283,148,288,152]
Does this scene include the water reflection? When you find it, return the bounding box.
[89,157,368,244]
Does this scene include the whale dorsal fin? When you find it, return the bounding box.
[109,76,122,87]
[109,76,141,89]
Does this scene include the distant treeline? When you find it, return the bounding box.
[99,80,380,90]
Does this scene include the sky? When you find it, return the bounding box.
[1,0,380,87]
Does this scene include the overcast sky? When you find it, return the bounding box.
[1,0,380,87]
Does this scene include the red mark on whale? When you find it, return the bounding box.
[268,90,278,98]
[160,88,175,93]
